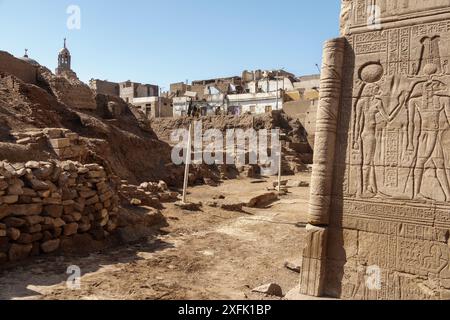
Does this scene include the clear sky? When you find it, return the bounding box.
[0,0,341,88]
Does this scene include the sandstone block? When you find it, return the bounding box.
[8,179,24,195]
[41,239,60,253]
[7,228,21,241]
[44,205,63,218]
[85,195,99,206]
[79,190,96,199]
[29,179,50,191]
[50,138,70,149]
[53,227,62,238]
[23,224,42,234]
[53,218,66,229]
[70,211,82,222]
[252,283,283,297]
[0,253,7,264]
[9,244,32,261]
[0,179,8,191]
[63,223,78,236]
[43,197,62,205]
[38,190,51,198]
[88,171,106,179]
[43,128,63,139]
[25,161,40,169]
[78,167,89,174]
[22,188,37,197]
[65,133,79,141]
[62,215,75,223]
[16,137,32,145]
[16,233,33,245]
[78,223,91,233]
[0,205,11,220]
[2,195,18,204]
[31,232,43,242]
[10,204,42,216]
[3,217,26,228]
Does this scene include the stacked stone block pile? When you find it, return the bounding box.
[0,160,119,264]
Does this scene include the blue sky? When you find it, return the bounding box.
[0,0,341,88]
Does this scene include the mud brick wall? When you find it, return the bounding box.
[0,51,38,85]
[0,160,120,264]
[47,77,97,110]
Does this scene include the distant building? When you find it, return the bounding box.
[293,74,320,91]
[19,49,40,66]
[173,96,192,117]
[170,69,300,116]
[89,78,165,116]
[55,38,77,79]
[119,80,159,104]
[283,74,321,148]
[227,91,283,115]
[89,79,120,96]
[133,96,173,118]
[0,50,38,85]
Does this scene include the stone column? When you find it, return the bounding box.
[308,37,345,226]
[300,37,345,297]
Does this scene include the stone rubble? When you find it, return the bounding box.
[252,283,283,297]
[119,180,179,208]
[0,160,120,264]
[12,128,88,160]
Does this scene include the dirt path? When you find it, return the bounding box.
[0,174,311,300]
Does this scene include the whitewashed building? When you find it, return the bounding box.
[227,91,282,115]
[173,96,191,117]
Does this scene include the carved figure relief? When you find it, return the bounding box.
[407,64,450,201]
[301,1,450,300]
[349,34,450,203]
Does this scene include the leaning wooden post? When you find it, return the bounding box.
[277,128,286,193]
[182,123,193,204]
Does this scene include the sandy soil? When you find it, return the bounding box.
[0,173,311,300]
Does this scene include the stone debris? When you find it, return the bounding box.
[284,261,301,273]
[220,202,245,212]
[252,283,283,297]
[286,180,310,188]
[120,181,178,209]
[130,198,142,206]
[175,202,202,212]
[0,160,120,264]
[272,180,289,188]
[12,128,87,161]
[246,192,278,208]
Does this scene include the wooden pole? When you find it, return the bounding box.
[182,123,193,204]
[277,129,286,193]
[278,144,282,193]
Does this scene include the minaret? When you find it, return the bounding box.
[56,38,72,76]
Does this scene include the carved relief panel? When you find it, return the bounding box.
[322,0,450,300]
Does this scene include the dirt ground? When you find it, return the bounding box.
[0,173,311,300]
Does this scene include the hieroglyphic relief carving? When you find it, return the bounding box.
[351,63,407,198]
[301,0,450,300]
[351,0,450,29]
[407,64,450,202]
[349,32,450,203]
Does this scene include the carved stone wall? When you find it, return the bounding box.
[301,0,450,300]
